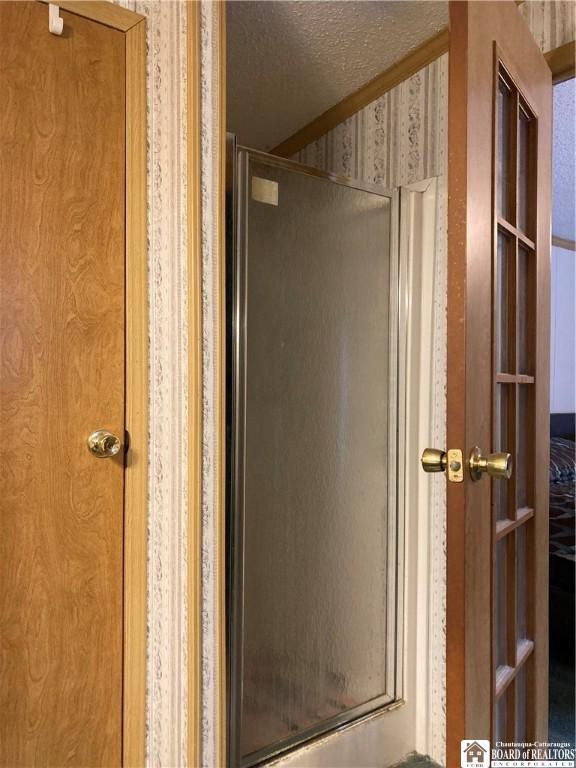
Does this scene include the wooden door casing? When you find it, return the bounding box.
[447,1,551,763]
[0,3,126,765]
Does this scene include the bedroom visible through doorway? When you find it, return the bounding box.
[548,73,575,747]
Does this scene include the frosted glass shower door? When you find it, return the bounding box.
[227,145,401,767]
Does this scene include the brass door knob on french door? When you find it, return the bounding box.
[421,447,513,482]
[87,430,121,458]
[468,446,513,481]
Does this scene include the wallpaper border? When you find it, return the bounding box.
[199,2,227,766]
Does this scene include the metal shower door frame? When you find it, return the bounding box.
[226,135,406,768]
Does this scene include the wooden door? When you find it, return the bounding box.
[0,3,125,765]
[447,1,551,763]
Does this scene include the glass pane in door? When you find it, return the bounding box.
[495,691,509,741]
[496,232,514,373]
[516,524,528,642]
[497,76,514,220]
[229,150,398,765]
[515,665,527,740]
[492,61,540,743]
[518,107,534,237]
[494,384,513,522]
[517,245,534,375]
[516,385,533,511]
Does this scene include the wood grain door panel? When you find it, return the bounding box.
[0,3,125,765]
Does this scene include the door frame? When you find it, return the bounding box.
[186,2,228,767]
[35,3,148,765]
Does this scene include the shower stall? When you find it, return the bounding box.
[226,137,404,767]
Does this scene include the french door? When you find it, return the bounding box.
[446,1,551,763]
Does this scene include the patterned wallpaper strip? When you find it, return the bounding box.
[199,2,225,767]
[294,53,448,190]
[428,172,447,765]
[144,4,189,764]
[520,0,576,53]
[114,2,225,765]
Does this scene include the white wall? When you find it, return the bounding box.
[550,246,576,413]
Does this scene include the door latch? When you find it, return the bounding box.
[421,447,463,482]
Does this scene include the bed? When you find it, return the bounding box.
[549,415,575,653]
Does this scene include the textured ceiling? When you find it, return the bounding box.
[227,1,448,151]
[553,78,575,242]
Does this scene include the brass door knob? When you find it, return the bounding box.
[87,430,121,458]
[421,448,447,473]
[422,446,511,482]
[468,446,512,481]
